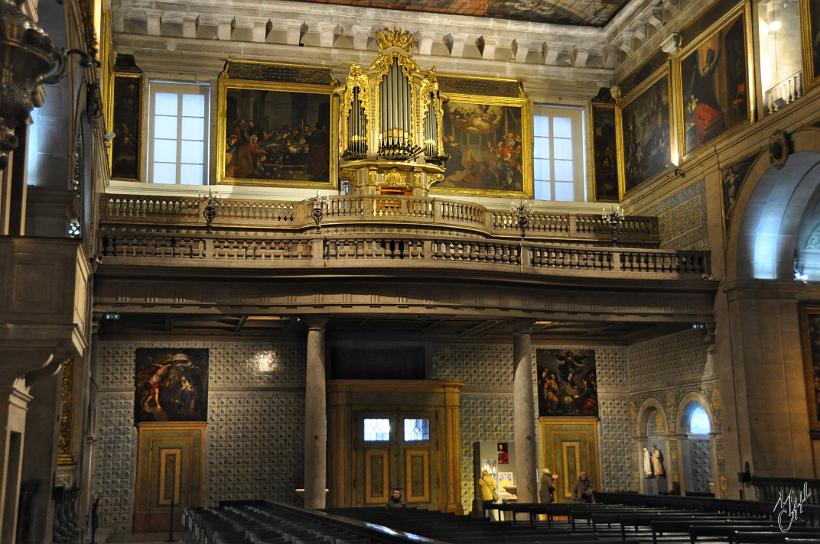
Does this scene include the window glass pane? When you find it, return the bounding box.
[154,115,177,139]
[154,139,177,163]
[554,159,573,182]
[180,164,204,185]
[553,116,572,138]
[534,158,549,181]
[181,117,204,141]
[555,182,574,202]
[182,93,205,118]
[404,419,430,441]
[689,405,711,434]
[534,181,551,200]
[554,138,573,160]
[534,115,549,137]
[153,162,176,184]
[534,137,549,159]
[181,140,204,164]
[363,418,390,441]
[155,92,178,116]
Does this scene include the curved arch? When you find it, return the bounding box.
[636,398,669,436]
[726,128,820,281]
[675,392,714,435]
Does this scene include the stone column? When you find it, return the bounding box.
[304,319,328,509]
[513,325,537,503]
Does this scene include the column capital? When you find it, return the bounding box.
[304,317,328,331]
[512,319,536,335]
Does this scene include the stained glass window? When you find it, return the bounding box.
[363,418,390,441]
[403,418,429,441]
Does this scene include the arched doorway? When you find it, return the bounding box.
[678,399,715,496]
[636,400,669,495]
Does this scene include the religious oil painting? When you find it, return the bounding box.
[721,155,756,231]
[438,95,532,197]
[110,74,142,180]
[536,349,598,417]
[135,348,208,423]
[222,88,331,184]
[620,72,672,192]
[803,311,820,430]
[591,105,619,201]
[810,0,820,84]
[680,14,748,156]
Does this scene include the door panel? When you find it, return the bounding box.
[404,448,430,504]
[364,449,390,504]
[539,417,600,503]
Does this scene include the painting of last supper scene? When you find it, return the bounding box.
[134,348,208,422]
[440,99,527,196]
[536,349,598,417]
[222,88,331,184]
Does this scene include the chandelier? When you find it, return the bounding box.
[338,28,447,196]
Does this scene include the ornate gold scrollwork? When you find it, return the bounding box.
[384,168,406,187]
[376,27,415,52]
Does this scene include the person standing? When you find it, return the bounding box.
[573,471,593,503]
[387,488,405,508]
[478,470,498,519]
[539,468,557,504]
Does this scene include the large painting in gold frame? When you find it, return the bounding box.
[617,64,674,194]
[435,77,533,198]
[675,4,753,159]
[803,0,820,88]
[800,306,820,432]
[216,62,338,188]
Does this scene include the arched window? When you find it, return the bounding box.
[687,403,711,435]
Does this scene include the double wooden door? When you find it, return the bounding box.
[357,410,436,506]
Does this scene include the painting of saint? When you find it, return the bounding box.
[592,106,619,201]
[536,349,598,417]
[224,89,330,183]
[135,348,208,422]
[811,0,820,82]
[621,75,671,192]
[806,314,820,428]
[680,15,748,155]
[440,101,524,194]
[111,75,141,180]
[721,155,756,229]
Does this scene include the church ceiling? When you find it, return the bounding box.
[290,0,630,27]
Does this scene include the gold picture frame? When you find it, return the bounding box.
[216,62,339,189]
[434,75,533,198]
[800,306,820,432]
[802,0,820,89]
[616,63,675,197]
[673,2,755,162]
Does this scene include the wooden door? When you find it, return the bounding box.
[134,422,205,532]
[539,417,600,502]
[364,448,390,504]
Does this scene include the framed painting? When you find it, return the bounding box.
[435,86,532,198]
[590,104,620,202]
[109,72,143,180]
[803,0,820,88]
[801,308,820,431]
[677,8,751,158]
[216,62,338,188]
[617,66,673,193]
[536,349,598,417]
[135,348,208,423]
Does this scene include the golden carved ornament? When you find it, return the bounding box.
[377,27,415,52]
[413,171,422,187]
[429,173,444,185]
[57,358,75,465]
[384,168,406,187]
[368,168,378,186]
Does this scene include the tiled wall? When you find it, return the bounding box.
[643,180,709,250]
[94,340,306,532]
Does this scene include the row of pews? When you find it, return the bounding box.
[182,500,439,544]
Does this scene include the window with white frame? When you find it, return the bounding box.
[532,105,586,202]
[147,82,209,185]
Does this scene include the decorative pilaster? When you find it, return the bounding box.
[513,323,537,503]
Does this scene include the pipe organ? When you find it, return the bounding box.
[339,28,446,196]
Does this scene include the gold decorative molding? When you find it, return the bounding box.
[376,27,415,52]
[57,358,75,465]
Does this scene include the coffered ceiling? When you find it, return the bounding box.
[289,0,630,27]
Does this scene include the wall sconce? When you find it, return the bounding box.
[512,200,531,238]
[199,190,222,231]
[0,0,96,169]
[310,194,325,232]
[602,205,625,246]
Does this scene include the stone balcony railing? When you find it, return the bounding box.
[97,228,711,281]
[101,193,660,246]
